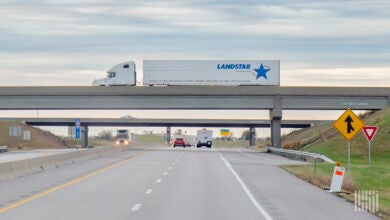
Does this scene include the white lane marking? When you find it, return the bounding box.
[175,152,184,161]
[145,189,153,194]
[220,153,273,220]
[163,172,168,175]
[156,179,162,183]
[131,204,142,212]
[168,166,172,170]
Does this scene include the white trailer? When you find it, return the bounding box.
[93,61,136,86]
[143,60,280,86]
[197,129,213,148]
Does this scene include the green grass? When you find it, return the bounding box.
[136,134,164,143]
[283,162,390,219]
[281,108,390,219]
[213,139,248,147]
[213,139,268,148]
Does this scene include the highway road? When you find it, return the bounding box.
[0,146,378,220]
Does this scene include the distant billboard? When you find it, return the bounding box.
[23,131,31,140]
[9,126,21,137]
[68,126,76,137]
[220,129,231,137]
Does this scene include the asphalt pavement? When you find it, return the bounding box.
[0,146,379,220]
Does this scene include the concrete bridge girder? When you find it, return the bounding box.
[0,86,388,149]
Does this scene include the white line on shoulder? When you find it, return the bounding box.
[219,153,273,220]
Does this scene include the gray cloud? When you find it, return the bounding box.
[0,0,389,86]
[0,0,388,137]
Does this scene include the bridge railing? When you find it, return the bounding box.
[267,146,335,163]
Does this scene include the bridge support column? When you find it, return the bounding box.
[249,126,256,147]
[81,126,89,148]
[270,95,282,148]
[166,126,171,144]
[270,118,281,148]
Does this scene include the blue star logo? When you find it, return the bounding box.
[254,63,271,79]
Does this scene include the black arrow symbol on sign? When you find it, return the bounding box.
[344,115,354,134]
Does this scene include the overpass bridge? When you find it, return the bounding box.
[8,118,331,147]
[18,118,329,128]
[0,86,389,147]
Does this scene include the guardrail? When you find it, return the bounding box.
[0,145,8,153]
[267,146,335,163]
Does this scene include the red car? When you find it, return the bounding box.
[173,137,186,148]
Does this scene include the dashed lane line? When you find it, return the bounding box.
[131,204,142,212]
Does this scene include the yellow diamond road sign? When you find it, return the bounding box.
[333,109,365,141]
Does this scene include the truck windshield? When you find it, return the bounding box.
[107,72,116,78]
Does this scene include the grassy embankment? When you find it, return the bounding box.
[0,121,75,150]
[135,134,165,143]
[281,108,390,219]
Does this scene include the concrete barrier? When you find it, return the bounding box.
[267,146,335,163]
[0,146,129,181]
[0,161,14,180]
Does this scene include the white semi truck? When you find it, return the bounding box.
[93,60,279,86]
[93,61,136,86]
[196,129,213,148]
[116,129,130,145]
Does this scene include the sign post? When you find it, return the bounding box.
[348,141,350,175]
[333,109,364,176]
[75,119,81,139]
[362,126,378,165]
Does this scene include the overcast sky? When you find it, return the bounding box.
[0,0,388,137]
[1,0,389,86]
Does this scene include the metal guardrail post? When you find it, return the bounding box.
[267,146,335,164]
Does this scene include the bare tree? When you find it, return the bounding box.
[97,130,113,140]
